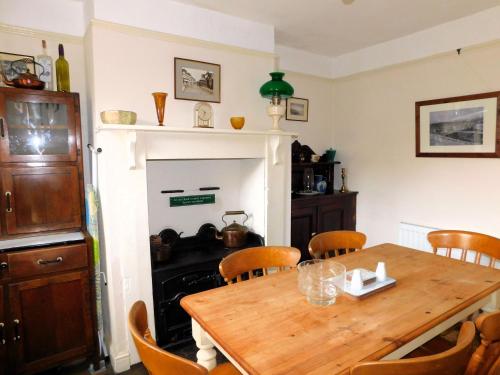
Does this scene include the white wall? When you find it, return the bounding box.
[87,22,273,131]
[0,26,91,183]
[331,42,500,246]
[281,71,334,155]
[91,0,274,53]
[0,0,84,36]
[0,0,274,54]
[146,159,265,236]
[276,44,333,78]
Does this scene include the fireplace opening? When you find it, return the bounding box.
[146,158,266,348]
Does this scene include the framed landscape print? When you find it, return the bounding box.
[174,58,221,103]
[286,97,309,122]
[416,91,500,158]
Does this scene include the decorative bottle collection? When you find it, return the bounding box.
[55,43,70,92]
[35,40,53,90]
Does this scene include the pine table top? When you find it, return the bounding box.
[181,243,500,375]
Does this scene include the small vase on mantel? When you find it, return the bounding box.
[152,92,167,126]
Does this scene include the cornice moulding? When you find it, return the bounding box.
[0,23,83,44]
[88,19,276,59]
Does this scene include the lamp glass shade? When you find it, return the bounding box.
[259,72,294,99]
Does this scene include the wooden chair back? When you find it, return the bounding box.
[308,230,367,259]
[465,311,500,375]
[219,246,301,284]
[128,300,207,375]
[487,357,500,375]
[427,230,500,268]
[350,321,476,375]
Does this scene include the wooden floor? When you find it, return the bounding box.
[37,361,148,375]
[37,341,226,374]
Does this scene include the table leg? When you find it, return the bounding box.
[192,318,217,370]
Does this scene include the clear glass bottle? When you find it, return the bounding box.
[36,40,53,90]
[55,43,70,92]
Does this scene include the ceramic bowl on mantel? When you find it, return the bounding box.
[100,110,137,125]
[230,116,245,130]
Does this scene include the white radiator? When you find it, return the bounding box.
[398,222,440,253]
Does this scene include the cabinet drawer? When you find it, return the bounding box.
[6,243,87,279]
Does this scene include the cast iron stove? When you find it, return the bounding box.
[151,223,264,348]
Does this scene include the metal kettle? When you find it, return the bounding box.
[1,59,45,90]
[216,211,249,248]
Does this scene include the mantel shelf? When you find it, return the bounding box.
[97,124,298,137]
[97,123,296,169]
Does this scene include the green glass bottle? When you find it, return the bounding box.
[56,44,70,92]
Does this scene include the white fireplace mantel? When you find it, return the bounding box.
[97,124,297,169]
[95,124,297,372]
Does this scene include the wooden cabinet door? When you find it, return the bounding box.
[317,194,357,233]
[0,91,78,163]
[317,203,344,233]
[0,285,6,375]
[8,271,93,374]
[291,205,317,261]
[1,166,82,235]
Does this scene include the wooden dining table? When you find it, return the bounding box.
[180,243,500,375]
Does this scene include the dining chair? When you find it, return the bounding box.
[308,230,367,259]
[219,246,301,284]
[465,311,500,375]
[486,357,500,375]
[128,300,240,375]
[427,230,500,268]
[350,321,476,375]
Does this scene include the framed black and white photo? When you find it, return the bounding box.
[0,52,35,87]
[286,97,309,122]
[416,91,500,158]
[174,58,221,103]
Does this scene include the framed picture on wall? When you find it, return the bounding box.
[416,91,500,158]
[286,97,309,122]
[174,58,221,103]
[0,52,35,87]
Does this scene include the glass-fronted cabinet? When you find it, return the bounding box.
[0,91,78,162]
[0,88,84,238]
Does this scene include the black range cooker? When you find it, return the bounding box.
[151,223,264,349]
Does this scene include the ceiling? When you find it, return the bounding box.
[173,0,500,57]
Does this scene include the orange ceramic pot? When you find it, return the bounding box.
[230,117,245,130]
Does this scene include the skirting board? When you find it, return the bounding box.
[110,352,131,373]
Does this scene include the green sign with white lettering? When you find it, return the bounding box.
[169,194,215,207]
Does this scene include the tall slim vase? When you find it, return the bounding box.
[152,92,167,126]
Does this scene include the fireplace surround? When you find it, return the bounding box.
[95,125,296,372]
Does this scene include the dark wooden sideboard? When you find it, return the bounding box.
[0,87,97,374]
[291,190,357,261]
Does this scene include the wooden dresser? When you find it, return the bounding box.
[290,160,357,260]
[291,192,358,260]
[0,87,97,374]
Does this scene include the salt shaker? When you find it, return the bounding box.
[351,269,363,291]
[376,262,387,282]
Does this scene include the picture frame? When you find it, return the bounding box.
[0,52,36,87]
[174,58,221,103]
[286,97,309,122]
[416,91,500,158]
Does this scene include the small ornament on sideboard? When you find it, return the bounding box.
[340,167,348,193]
